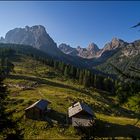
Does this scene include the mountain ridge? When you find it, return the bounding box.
[96,39,140,75]
[59,42,100,59]
[0,25,139,76]
[59,38,128,59]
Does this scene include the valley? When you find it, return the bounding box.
[0,1,140,139]
[0,47,139,139]
[0,25,139,77]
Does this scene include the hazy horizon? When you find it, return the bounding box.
[0,1,140,48]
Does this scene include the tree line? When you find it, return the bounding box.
[0,44,139,106]
[0,44,117,93]
[28,53,115,93]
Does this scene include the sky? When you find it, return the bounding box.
[0,1,140,48]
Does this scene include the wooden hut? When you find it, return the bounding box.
[68,102,95,127]
[25,99,50,120]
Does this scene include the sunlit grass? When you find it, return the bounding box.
[3,54,140,139]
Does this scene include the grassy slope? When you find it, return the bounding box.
[4,54,140,139]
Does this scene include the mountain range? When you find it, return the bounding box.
[59,42,100,58]
[0,25,139,75]
[59,38,128,59]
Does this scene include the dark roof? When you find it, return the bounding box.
[25,99,50,111]
[68,102,93,118]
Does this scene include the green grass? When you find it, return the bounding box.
[3,54,140,139]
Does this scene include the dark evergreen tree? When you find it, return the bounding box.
[103,77,114,93]
[64,65,69,77]
[0,57,14,77]
[54,61,59,70]
[79,70,84,85]
[76,68,80,79]
[69,65,76,78]
[0,58,23,139]
[83,70,90,87]
[88,71,94,87]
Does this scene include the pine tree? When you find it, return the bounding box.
[104,78,112,92]
[54,61,58,70]
[83,70,90,87]
[69,66,76,78]
[60,62,65,73]
[90,72,94,87]
[79,70,84,84]
[94,74,97,88]
[0,57,14,76]
[76,68,80,79]
[64,65,69,77]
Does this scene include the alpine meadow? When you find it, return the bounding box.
[0,1,140,139]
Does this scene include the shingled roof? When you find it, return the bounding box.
[25,99,50,111]
[68,102,93,118]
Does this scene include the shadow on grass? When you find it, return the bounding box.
[24,110,67,127]
[8,74,140,119]
[8,74,89,95]
[47,109,67,125]
[93,119,140,138]
[79,119,140,139]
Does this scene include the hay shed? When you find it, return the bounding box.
[25,99,50,120]
[68,102,95,127]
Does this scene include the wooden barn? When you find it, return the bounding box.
[68,102,95,127]
[25,99,50,120]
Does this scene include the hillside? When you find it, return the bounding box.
[59,38,140,78]
[1,44,140,139]
[96,39,140,76]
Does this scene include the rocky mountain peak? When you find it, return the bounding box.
[59,42,100,58]
[0,25,63,56]
[96,38,127,58]
[111,37,119,42]
[58,43,74,54]
[25,25,30,31]
[110,38,125,48]
[31,25,46,32]
[103,38,126,51]
[87,42,99,52]
[2,25,56,48]
[59,43,71,49]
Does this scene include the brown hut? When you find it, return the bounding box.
[25,99,50,120]
[68,102,95,127]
